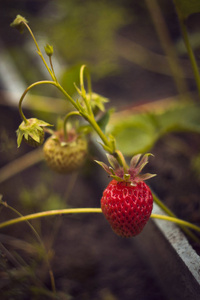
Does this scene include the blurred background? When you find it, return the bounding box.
[0,1,200,299]
[1,0,199,108]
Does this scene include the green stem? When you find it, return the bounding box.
[49,56,57,83]
[0,208,102,229]
[153,193,200,244]
[18,80,78,122]
[177,16,200,98]
[23,22,55,81]
[87,114,114,152]
[55,82,80,110]
[0,208,200,236]
[151,214,200,233]
[63,111,81,140]
[114,150,129,172]
[18,80,57,122]
[1,201,56,293]
[80,65,93,115]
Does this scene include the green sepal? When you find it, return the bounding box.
[16,118,52,147]
[96,152,156,184]
[106,154,120,170]
[85,92,109,112]
[10,15,28,33]
[94,160,111,174]
[134,153,154,176]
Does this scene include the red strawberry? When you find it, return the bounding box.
[96,153,155,237]
[101,179,153,237]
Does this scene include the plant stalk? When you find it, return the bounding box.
[177,16,200,98]
[0,207,200,235]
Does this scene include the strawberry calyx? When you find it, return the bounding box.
[95,152,156,186]
[16,118,52,147]
[50,128,81,147]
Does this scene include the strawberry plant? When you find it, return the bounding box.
[1,1,200,298]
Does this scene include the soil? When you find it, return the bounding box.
[0,104,200,300]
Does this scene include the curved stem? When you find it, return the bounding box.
[18,80,57,122]
[1,201,56,293]
[0,207,200,236]
[80,65,93,115]
[18,80,78,122]
[0,208,102,229]
[153,193,200,243]
[63,111,81,140]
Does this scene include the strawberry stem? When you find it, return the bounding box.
[22,21,56,82]
[153,193,200,244]
[0,208,103,229]
[1,201,56,293]
[151,214,200,233]
[114,150,129,172]
[0,206,200,236]
[63,111,81,140]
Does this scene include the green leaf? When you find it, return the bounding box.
[109,103,200,156]
[86,92,109,112]
[109,113,158,156]
[173,0,200,19]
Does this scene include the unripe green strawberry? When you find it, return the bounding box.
[96,153,155,237]
[43,130,88,173]
[101,179,153,237]
[16,118,51,148]
[25,130,45,147]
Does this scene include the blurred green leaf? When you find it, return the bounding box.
[109,103,200,156]
[173,0,200,19]
[98,108,114,133]
[42,0,130,77]
[60,63,82,96]
[110,113,158,155]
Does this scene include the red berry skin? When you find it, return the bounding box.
[101,179,153,237]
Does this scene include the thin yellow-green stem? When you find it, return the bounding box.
[151,214,200,233]
[18,80,58,122]
[0,208,102,229]
[23,22,55,81]
[49,56,57,83]
[63,111,81,140]
[55,82,79,110]
[0,207,200,236]
[153,193,200,243]
[177,16,200,98]
[2,202,56,293]
[145,0,188,96]
[80,65,93,115]
[87,114,113,151]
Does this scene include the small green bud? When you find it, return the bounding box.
[10,15,28,33]
[44,44,54,57]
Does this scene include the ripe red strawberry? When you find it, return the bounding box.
[43,129,88,173]
[101,179,153,237]
[96,153,155,237]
